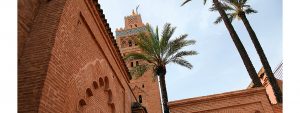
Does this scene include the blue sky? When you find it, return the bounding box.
[100,0,282,101]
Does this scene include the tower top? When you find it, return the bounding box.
[124,11,144,30]
[132,9,136,15]
[115,10,147,37]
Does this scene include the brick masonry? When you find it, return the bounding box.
[18,0,139,113]
[256,67,283,104]
[169,87,277,113]
[18,0,281,113]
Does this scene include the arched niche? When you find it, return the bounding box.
[86,88,93,97]
[99,77,104,87]
[93,81,99,89]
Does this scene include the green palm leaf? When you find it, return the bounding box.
[181,0,207,6]
[170,58,193,69]
[124,23,198,78]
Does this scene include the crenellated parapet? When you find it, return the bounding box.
[116,26,147,37]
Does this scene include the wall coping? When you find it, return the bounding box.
[169,87,266,107]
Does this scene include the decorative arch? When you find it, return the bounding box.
[79,99,86,107]
[110,103,116,113]
[86,88,93,97]
[121,40,126,48]
[139,95,143,103]
[104,76,109,90]
[128,40,132,47]
[99,77,104,87]
[255,110,261,113]
[93,81,99,89]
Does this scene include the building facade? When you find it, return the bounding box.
[115,11,163,113]
[169,88,276,113]
[18,0,144,113]
[247,62,283,104]
[18,0,282,113]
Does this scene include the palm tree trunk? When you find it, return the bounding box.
[159,73,170,113]
[213,0,262,87]
[239,12,282,103]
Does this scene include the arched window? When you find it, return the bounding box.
[139,95,143,103]
[128,40,132,47]
[110,104,116,113]
[255,110,261,113]
[142,84,144,88]
[135,24,137,27]
[136,61,139,66]
[104,76,109,90]
[86,88,93,97]
[121,41,126,48]
[79,99,86,106]
[130,62,134,67]
[93,81,99,89]
[99,77,104,87]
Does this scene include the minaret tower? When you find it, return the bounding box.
[116,10,163,113]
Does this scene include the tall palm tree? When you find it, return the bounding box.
[181,0,263,87]
[210,0,282,103]
[124,23,198,113]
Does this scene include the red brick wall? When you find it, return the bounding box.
[272,104,282,113]
[18,0,137,113]
[18,0,42,58]
[130,70,163,113]
[18,0,68,112]
[169,88,276,113]
[256,67,283,104]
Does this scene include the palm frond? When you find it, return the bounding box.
[209,5,218,12]
[160,23,176,58]
[160,23,176,48]
[129,64,151,79]
[209,3,234,12]
[170,58,193,69]
[214,16,223,24]
[181,0,192,6]
[167,50,198,63]
[223,0,257,17]
[228,14,234,22]
[214,12,236,24]
[135,25,160,60]
[135,32,156,56]
[165,34,196,59]
[124,53,153,63]
[181,0,207,6]
[203,0,207,5]
[243,4,251,8]
[174,50,198,58]
[241,0,248,6]
[152,26,161,58]
[244,7,257,14]
[125,23,197,79]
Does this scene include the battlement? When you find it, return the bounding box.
[120,10,145,30]
[116,26,147,37]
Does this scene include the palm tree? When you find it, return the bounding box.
[210,0,282,103]
[124,23,198,113]
[181,0,263,87]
